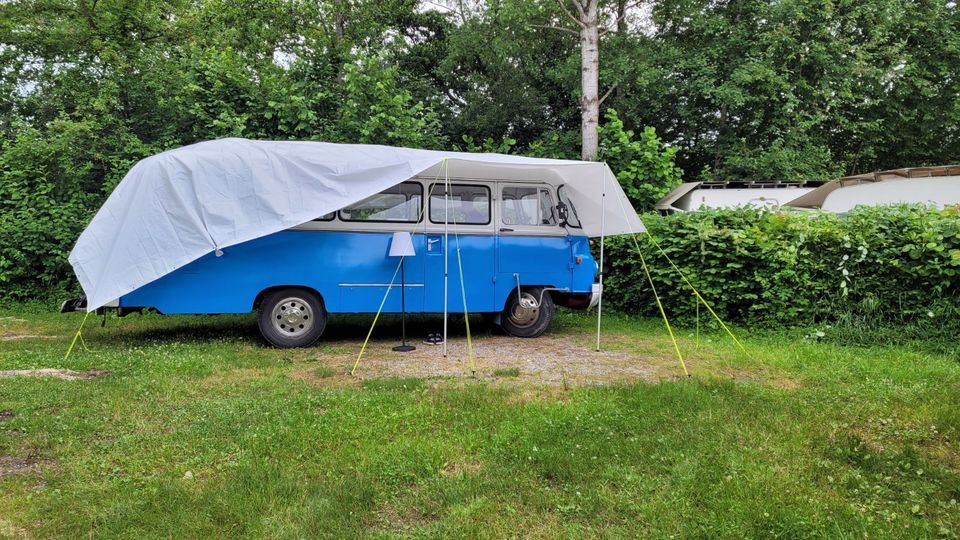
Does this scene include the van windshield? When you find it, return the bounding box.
[557,186,582,228]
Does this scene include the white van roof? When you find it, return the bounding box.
[69,138,644,310]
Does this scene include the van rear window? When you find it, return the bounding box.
[340,182,423,223]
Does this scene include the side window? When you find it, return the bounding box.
[501,186,539,226]
[313,212,335,222]
[501,185,558,227]
[340,182,422,222]
[429,184,491,225]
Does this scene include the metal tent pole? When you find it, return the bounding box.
[596,168,607,352]
[400,260,407,346]
[442,160,449,357]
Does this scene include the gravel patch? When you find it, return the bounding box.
[0,368,110,380]
[0,455,54,477]
[300,333,662,387]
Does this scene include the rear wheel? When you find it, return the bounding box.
[258,288,326,348]
[500,287,554,338]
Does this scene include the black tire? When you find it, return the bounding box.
[257,288,326,348]
[500,287,555,338]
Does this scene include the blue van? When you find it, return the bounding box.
[100,177,600,347]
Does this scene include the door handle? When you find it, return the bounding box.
[499,228,514,233]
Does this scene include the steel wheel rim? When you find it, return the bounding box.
[508,292,539,328]
[270,297,314,337]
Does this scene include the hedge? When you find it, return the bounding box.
[3,188,959,336]
[604,205,960,329]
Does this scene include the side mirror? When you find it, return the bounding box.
[556,201,569,227]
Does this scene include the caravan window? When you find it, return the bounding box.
[340,182,423,223]
[501,185,558,226]
[429,184,491,225]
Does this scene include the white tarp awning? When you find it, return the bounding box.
[69,138,645,310]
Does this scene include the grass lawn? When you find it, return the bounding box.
[1,306,958,538]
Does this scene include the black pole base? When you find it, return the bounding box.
[392,344,416,352]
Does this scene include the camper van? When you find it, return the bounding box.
[70,178,600,347]
[64,140,644,349]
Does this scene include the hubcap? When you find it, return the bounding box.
[508,292,539,328]
[270,297,314,337]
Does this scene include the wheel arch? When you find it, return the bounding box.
[500,284,559,311]
[253,285,325,311]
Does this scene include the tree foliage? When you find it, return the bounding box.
[0,0,957,300]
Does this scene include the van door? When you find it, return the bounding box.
[333,181,426,313]
[496,183,571,306]
[422,182,497,313]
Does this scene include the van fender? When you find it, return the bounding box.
[253,285,326,312]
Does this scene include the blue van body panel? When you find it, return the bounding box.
[120,230,596,314]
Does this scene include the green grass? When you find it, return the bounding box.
[493,367,520,378]
[312,365,337,379]
[1,306,958,538]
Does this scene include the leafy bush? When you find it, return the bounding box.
[0,125,144,302]
[604,205,960,330]
[598,109,682,211]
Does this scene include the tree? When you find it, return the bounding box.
[536,0,642,160]
[613,0,960,180]
[560,0,602,160]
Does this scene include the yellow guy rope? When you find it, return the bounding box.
[455,246,475,374]
[629,234,689,377]
[452,216,476,374]
[351,258,404,376]
[609,176,688,377]
[351,162,453,376]
[64,311,94,360]
[643,232,749,355]
[444,160,475,374]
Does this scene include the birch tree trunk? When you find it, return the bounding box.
[334,0,345,41]
[579,0,600,161]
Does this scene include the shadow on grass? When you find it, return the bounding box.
[95,312,500,347]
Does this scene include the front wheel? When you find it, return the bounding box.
[258,288,327,348]
[500,287,555,338]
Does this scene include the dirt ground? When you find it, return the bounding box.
[0,456,53,478]
[0,368,110,380]
[290,330,705,390]
[1,313,782,389]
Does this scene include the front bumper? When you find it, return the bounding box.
[587,283,602,310]
[60,296,120,314]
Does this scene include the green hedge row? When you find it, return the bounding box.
[604,206,960,328]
